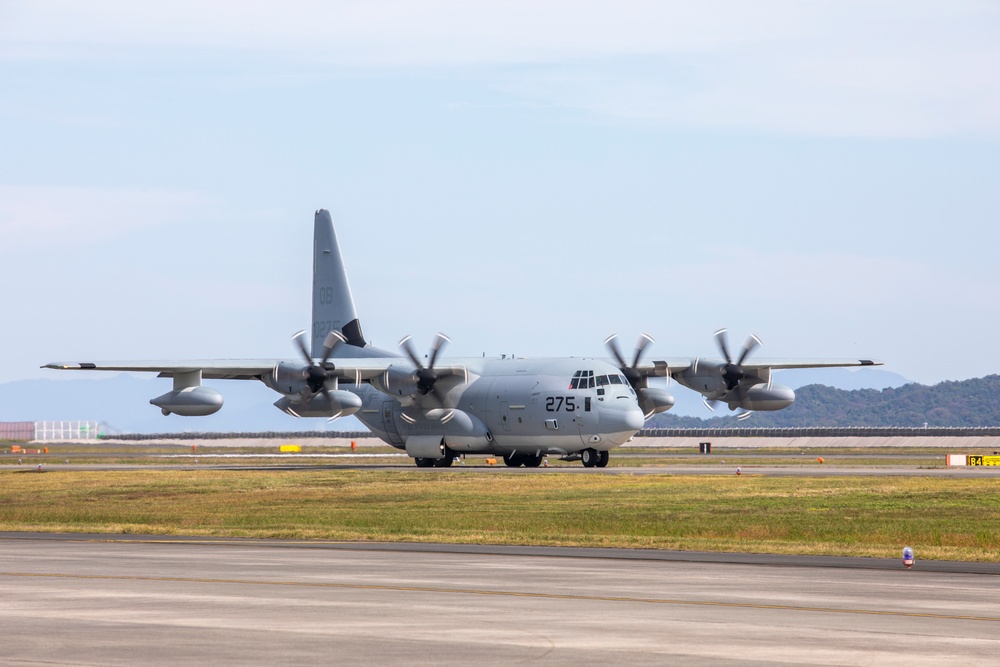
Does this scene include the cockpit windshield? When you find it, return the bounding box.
[569,370,595,389]
[571,371,629,389]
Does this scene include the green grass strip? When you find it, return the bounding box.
[1,470,998,561]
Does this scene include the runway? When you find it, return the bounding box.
[1,534,997,665]
[16,461,1000,477]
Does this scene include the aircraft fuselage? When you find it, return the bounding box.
[352,356,644,460]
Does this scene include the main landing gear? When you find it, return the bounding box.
[581,448,609,468]
[503,452,543,468]
[414,456,454,467]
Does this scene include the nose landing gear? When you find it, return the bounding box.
[581,448,609,468]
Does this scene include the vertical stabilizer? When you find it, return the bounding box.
[312,209,366,355]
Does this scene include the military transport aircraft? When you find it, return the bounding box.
[46,210,881,467]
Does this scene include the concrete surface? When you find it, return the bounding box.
[1,534,997,665]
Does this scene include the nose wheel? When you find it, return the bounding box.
[581,448,609,468]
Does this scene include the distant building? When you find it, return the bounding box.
[0,422,35,441]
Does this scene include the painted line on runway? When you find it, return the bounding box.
[3,571,997,623]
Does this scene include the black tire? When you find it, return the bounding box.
[434,456,454,468]
[581,448,597,468]
[503,452,523,467]
[523,454,543,468]
[414,457,434,468]
[596,450,609,468]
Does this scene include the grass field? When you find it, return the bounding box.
[2,469,998,562]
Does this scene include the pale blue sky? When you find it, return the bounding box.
[2,1,998,386]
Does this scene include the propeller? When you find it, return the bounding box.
[290,328,347,409]
[604,333,655,388]
[714,328,762,391]
[399,333,451,397]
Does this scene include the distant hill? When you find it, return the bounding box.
[647,375,1000,428]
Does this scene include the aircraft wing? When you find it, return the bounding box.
[739,358,882,370]
[639,357,882,375]
[42,358,401,381]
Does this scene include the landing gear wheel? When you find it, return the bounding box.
[523,454,543,468]
[433,456,454,468]
[503,452,523,467]
[581,448,598,468]
[414,457,434,468]
[596,450,609,468]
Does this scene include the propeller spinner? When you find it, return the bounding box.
[286,328,347,408]
[714,328,762,391]
[702,328,763,419]
[399,333,451,397]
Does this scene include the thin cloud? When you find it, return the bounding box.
[3,2,998,137]
[0,185,210,246]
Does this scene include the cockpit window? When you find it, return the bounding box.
[596,375,609,386]
[570,370,596,389]
[611,375,624,385]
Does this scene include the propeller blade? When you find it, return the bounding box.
[702,398,717,412]
[737,410,754,421]
[737,334,762,366]
[320,330,348,365]
[427,333,450,369]
[327,410,343,423]
[631,333,655,368]
[320,386,334,412]
[604,334,628,368]
[714,328,732,365]
[398,335,423,368]
[292,330,312,364]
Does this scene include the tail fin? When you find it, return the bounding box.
[312,209,366,355]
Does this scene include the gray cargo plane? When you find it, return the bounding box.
[46,210,881,467]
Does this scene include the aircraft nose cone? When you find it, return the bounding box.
[623,405,645,431]
[600,401,645,433]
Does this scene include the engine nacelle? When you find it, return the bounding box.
[266,361,309,395]
[151,387,223,417]
[675,365,728,400]
[274,390,362,418]
[636,387,675,416]
[370,365,419,397]
[729,383,795,411]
